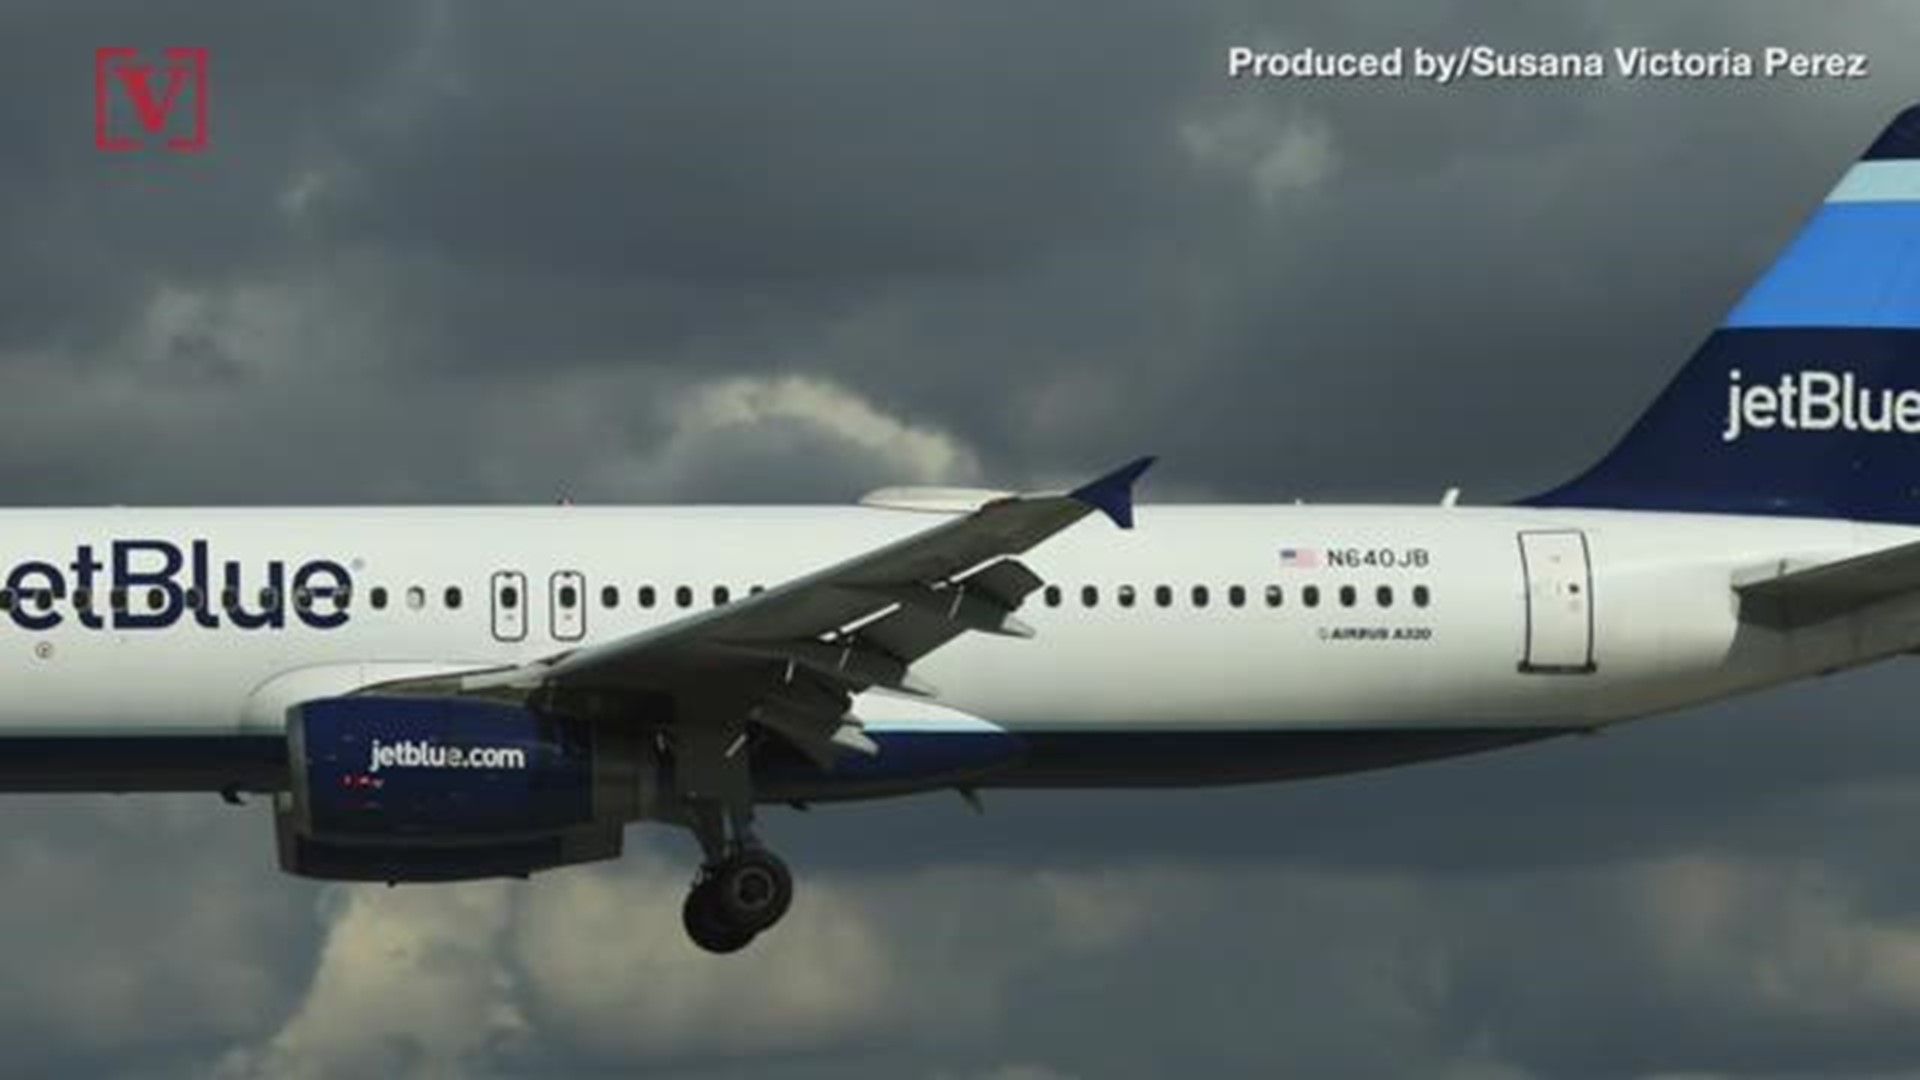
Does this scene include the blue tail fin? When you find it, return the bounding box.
[1528,105,1920,522]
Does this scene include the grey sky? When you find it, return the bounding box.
[2,3,1919,1077]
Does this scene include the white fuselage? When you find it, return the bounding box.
[0,504,1903,794]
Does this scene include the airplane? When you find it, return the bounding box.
[3,105,1919,955]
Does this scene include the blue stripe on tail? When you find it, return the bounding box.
[1724,202,1920,329]
[1528,105,1920,523]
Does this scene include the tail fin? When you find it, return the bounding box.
[1528,105,1920,522]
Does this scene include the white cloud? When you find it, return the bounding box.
[214,883,529,1080]
[667,374,982,487]
[1180,107,1340,207]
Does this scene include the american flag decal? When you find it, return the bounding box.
[1279,547,1320,569]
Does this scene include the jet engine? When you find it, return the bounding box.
[273,695,658,882]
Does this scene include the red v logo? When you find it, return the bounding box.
[112,63,189,134]
[94,47,208,152]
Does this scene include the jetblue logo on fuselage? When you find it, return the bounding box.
[3,539,351,632]
[1722,368,1920,443]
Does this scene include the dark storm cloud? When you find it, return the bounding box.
[6,2,1920,1078]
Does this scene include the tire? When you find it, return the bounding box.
[682,882,755,954]
[712,849,794,933]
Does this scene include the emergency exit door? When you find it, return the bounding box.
[489,571,527,642]
[1518,530,1595,674]
[550,570,586,642]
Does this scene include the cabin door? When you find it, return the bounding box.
[1518,530,1595,674]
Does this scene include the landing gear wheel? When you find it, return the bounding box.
[682,882,755,954]
[711,849,793,933]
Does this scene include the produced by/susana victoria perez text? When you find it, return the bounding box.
[1226,46,1868,84]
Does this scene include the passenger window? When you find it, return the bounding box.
[1228,585,1246,608]
[557,585,577,609]
[495,586,513,610]
[1044,585,1062,608]
[1192,585,1210,608]
[110,588,127,612]
[1265,584,1283,608]
[0,590,12,611]
[1303,585,1320,608]
[370,586,389,610]
[404,586,423,611]
[295,588,314,612]
[1118,584,1136,608]
[638,585,656,609]
[1081,585,1099,608]
[182,588,200,611]
[445,586,463,610]
[675,585,693,608]
[1155,585,1173,607]
[1339,585,1356,608]
[601,585,619,609]
[749,584,766,596]
[145,587,165,611]
[1413,585,1432,608]
[221,588,238,610]
[1377,585,1393,608]
[73,588,92,612]
[713,585,731,606]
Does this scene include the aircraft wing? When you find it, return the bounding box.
[1735,538,1920,630]
[376,457,1153,765]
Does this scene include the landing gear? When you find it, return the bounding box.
[681,848,794,954]
[671,714,797,954]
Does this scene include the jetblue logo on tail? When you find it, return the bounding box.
[1721,368,1920,442]
[1527,105,1920,522]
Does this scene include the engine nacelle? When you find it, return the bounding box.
[276,695,657,882]
[275,814,624,882]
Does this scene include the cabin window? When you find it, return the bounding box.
[110,588,127,612]
[1154,585,1173,608]
[1228,585,1247,608]
[1377,585,1394,608]
[749,584,766,596]
[1043,585,1062,608]
[0,590,13,611]
[493,586,512,611]
[144,587,164,611]
[182,588,201,611]
[1081,585,1099,608]
[1303,585,1320,608]
[713,585,731,606]
[674,585,693,608]
[444,586,463,610]
[1265,584,1283,608]
[404,586,423,611]
[1191,585,1210,608]
[295,588,314,612]
[557,585,577,609]
[638,585,656,609]
[1413,585,1432,608]
[1117,584,1137,608]
[370,586,389,610]
[72,588,92,613]
[600,585,619,609]
[1339,585,1356,608]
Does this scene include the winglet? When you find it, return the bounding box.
[1069,456,1156,530]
